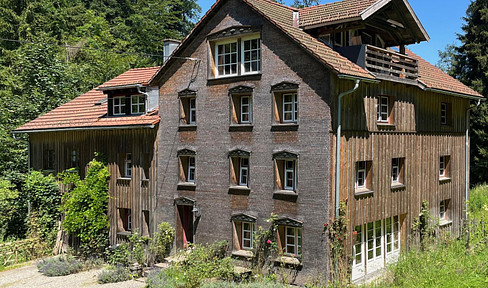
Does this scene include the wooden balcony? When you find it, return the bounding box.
[336,45,418,84]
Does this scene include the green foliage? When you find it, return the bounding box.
[0,238,50,269]
[146,241,235,288]
[97,265,133,284]
[323,202,350,287]
[60,158,110,258]
[201,280,290,288]
[152,222,176,262]
[0,180,18,241]
[106,243,131,267]
[37,255,84,276]
[291,0,319,8]
[469,184,488,219]
[251,214,278,274]
[23,171,61,246]
[412,201,437,249]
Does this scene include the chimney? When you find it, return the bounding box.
[163,39,181,62]
[293,11,299,28]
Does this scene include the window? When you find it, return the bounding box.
[239,158,249,186]
[179,90,197,126]
[178,149,196,185]
[131,95,145,115]
[44,149,55,170]
[273,151,298,192]
[229,86,254,127]
[377,95,394,124]
[282,93,298,123]
[212,33,261,78]
[229,150,251,192]
[352,216,401,281]
[70,149,79,168]
[439,200,450,224]
[113,96,126,116]
[231,214,256,253]
[440,102,452,125]
[124,153,132,178]
[355,161,372,193]
[285,226,302,257]
[118,208,132,232]
[391,158,405,187]
[271,82,299,125]
[439,155,450,179]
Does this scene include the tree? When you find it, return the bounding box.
[291,0,319,8]
[438,0,488,184]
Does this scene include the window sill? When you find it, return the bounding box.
[177,182,196,191]
[116,231,132,237]
[391,183,406,191]
[229,124,253,132]
[232,250,253,258]
[355,188,374,197]
[439,177,451,183]
[117,177,132,181]
[439,219,452,227]
[273,190,298,202]
[42,169,55,173]
[271,123,299,131]
[228,186,251,195]
[377,122,395,130]
[274,256,301,266]
[207,73,262,84]
[178,125,197,132]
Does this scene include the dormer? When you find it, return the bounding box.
[99,85,159,117]
[300,0,429,83]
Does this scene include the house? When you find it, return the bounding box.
[15,0,482,283]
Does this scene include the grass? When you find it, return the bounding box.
[368,184,488,288]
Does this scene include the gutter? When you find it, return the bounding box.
[98,84,146,91]
[465,99,481,220]
[13,124,157,134]
[335,79,360,217]
[425,88,483,100]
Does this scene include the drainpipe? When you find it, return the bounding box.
[465,99,481,220]
[136,84,149,114]
[335,79,360,217]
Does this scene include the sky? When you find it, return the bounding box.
[196,0,471,66]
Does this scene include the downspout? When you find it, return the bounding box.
[465,99,481,220]
[335,79,360,217]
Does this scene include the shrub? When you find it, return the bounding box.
[0,180,19,241]
[152,222,175,262]
[469,184,488,219]
[59,157,110,258]
[37,255,83,276]
[106,243,131,267]
[97,265,132,284]
[201,281,290,288]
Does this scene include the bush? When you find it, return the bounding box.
[106,243,131,267]
[59,157,110,258]
[0,180,19,241]
[152,222,175,262]
[97,265,132,284]
[146,241,235,288]
[37,255,84,276]
[469,184,488,219]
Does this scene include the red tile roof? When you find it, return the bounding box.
[99,66,161,89]
[407,49,482,98]
[15,68,161,132]
[244,0,375,79]
[299,0,378,28]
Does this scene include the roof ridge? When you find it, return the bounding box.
[128,66,161,71]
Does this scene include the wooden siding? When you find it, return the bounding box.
[29,128,158,245]
[331,79,470,248]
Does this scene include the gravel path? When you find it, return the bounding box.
[0,262,146,288]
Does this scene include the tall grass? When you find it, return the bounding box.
[369,185,488,288]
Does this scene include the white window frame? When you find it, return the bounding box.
[239,157,249,186]
[127,209,132,231]
[189,97,196,124]
[188,156,195,183]
[125,153,132,178]
[131,94,145,115]
[285,226,302,257]
[440,200,447,221]
[356,161,366,189]
[241,222,254,250]
[441,102,447,125]
[284,160,296,191]
[241,36,261,75]
[113,96,126,116]
[439,156,446,177]
[215,39,238,77]
[240,95,252,124]
[282,93,298,123]
[392,158,400,183]
[377,96,389,123]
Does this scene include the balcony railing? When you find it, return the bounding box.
[335,45,418,83]
[365,45,418,81]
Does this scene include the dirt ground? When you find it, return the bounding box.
[0,262,146,288]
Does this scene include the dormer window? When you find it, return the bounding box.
[208,27,261,79]
[131,95,145,115]
[113,96,126,116]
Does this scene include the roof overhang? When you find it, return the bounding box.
[13,124,157,134]
[98,83,147,91]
